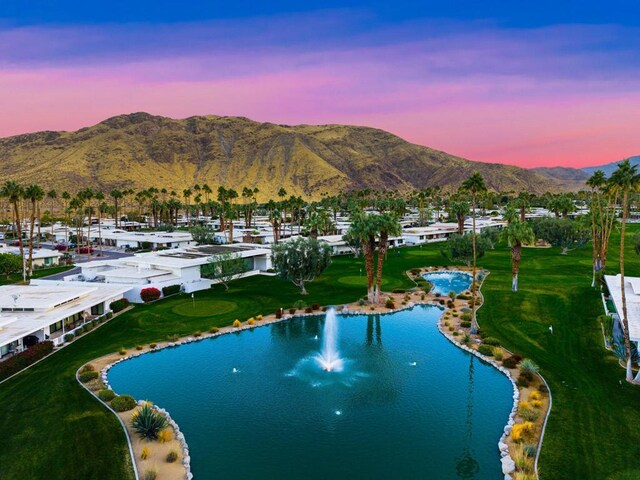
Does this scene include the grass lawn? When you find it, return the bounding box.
[1,231,640,479]
[0,264,74,286]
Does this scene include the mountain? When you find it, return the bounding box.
[531,166,591,191]
[0,112,561,198]
[582,156,640,176]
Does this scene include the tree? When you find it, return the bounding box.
[374,212,402,302]
[502,203,518,224]
[532,217,589,254]
[502,220,535,291]
[1,181,25,263]
[461,172,487,333]
[348,210,379,303]
[441,233,491,267]
[271,237,331,295]
[0,253,22,277]
[586,171,617,287]
[202,251,249,290]
[447,200,470,234]
[110,189,123,228]
[24,184,44,275]
[190,225,216,245]
[304,208,335,238]
[608,159,640,383]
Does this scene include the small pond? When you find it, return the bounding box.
[423,271,473,295]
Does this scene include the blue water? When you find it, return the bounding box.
[108,306,512,479]
[423,271,473,295]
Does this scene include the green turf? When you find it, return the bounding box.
[1,230,640,479]
[0,264,74,286]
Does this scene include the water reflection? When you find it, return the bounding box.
[455,355,480,478]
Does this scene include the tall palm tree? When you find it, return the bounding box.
[503,220,535,292]
[447,200,470,234]
[95,191,105,256]
[348,210,378,304]
[24,184,44,276]
[586,171,607,287]
[461,173,487,333]
[374,212,402,302]
[1,181,25,264]
[46,189,57,242]
[110,189,123,228]
[61,191,71,243]
[609,159,640,382]
[79,188,94,257]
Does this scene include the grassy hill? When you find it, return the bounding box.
[0,112,560,198]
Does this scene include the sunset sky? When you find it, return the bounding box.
[1,1,639,168]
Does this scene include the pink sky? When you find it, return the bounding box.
[1,20,639,169]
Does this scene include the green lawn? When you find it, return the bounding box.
[1,232,640,479]
[0,264,74,286]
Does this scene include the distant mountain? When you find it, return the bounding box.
[0,112,560,198]
[531,166,591,191]
[582,156,640,176]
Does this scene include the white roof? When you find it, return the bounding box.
[605,274,640,342]
[0,245,62,259]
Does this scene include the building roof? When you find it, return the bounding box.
[605,274,640,342]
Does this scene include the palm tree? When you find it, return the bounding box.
[461,173,487,333]
[447,200,470,234]
[586,171,607,287]
[516,191,531,222]
[502,203,518,224]
[110,189,123,228]
[305,208,334,239]
[183,188,192,225]
[503,220,535,292]
[46,189,57,242]
[79,188,94,257]
[348,210,378,304]
[61,191,71,243]
[1,181,25,265]
[374,212,402,302]
[95,191,105,256]
[608,159,640,382]
[24,184,44,276]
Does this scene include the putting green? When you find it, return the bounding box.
[172,299,238,318]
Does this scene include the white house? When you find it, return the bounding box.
[0,244,63,268]
[0,284,130,356]
[604,274,640,347]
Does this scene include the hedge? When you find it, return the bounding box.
[140,287,161,303]
[162,285,181,297]
[0,341,54,381]
[110,298,130,313]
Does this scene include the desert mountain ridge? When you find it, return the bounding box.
[0,112,594,199]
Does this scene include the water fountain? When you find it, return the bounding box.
[315,308,343,372]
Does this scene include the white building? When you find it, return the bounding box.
[604,274,640,347]
[0,284,129,356]
[0,244,63,268]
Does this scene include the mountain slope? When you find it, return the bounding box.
[0,112,560,198]
[531,167,591,191]
[582,156,640,176]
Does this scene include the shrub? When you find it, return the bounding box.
[452,331,460,336]
[106,311,113,319]
[208,327,219,334]
[143,468,157,480]
[158,429,173,443]
[311,304,320,311]
[438,299,445,305]
[448,326,455,332]
[358,298,366,306]
[288,308,296,314]
[78,371,99,383]
[305,307,313,313]
[141,447,150,460]
[166,450,179,463]
[149,343,157,349]
[517,375,530,388]
[531,399,543,409]
[520,359,539,373]
[518,401,540,421]
[135,345,143,351]
[513,444,534,473]
[444,320,450,327]
[161,284,181,296]
[410,268,421,275]
[392,288,406,294]
[511,421,535,442]
[460,312,472,321]
[233,319,242,328]
[0,341,54,381]
[435,293,441,297]
[529,390,541,401]
[80,364,95,373]
[256,314,263,320]
[482,337,501,346]
[462,333,471,345]
[477,345,494,356]
[111,395,137,412]
[64,333,75,343]
[84,323,94,332]
[98,389,116,401]
[370,306,375,310]
[167,334,179,342]
[110,298,130,313]
[293,300,307,309]
[448,291,456,299]
[523,444,537,458]
[460,321,471,328]
[140,287,161,303]
[131,404,169,440]
[119,347,126,356]
[385,298,395,309]
[521,370,534,381]
[420,294,425,300]
[494,350,503,361]
[422,281,432,293]
[502,355,523,369]
[275,308,283,319]
[538,383,549,394]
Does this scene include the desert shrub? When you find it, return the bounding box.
[444,320,450,327]
[511,421,535,442]
[321,306,328,312]
[64,333,75,343]
[457,294,471,300]
[438,299,445,305]
[521,370,534,381]
[256,314,263,320]
[513,444,534,472]
[520,359,539,373]
[233,319,242,328]
[517,375,530,388]
[288,308,296,314]
[502,355,523,369]
[111,395,137,412]
[531,399,543,409]
[143,468,157,480]
[166,450,179,463]
[80,364,95,373]
[140,287,161,303]
[385,298,395,309]
[448,326,455,332]
[149,343,157,349]
[410,268,421,275]
[477,345,494,356]
[460,312,472,321]
[311,304,320,311]
[162,284,181,296]
[462,333,471,345]
[131,404,168,440]
[119,347,126,356]
[448,291,456,299]
[141,447,150,460]
[78,371,99,383]
[523,444,537,457]
[135,345,143,350]
[305,307,313,313]
[167,334,179,342]
[208,327,219,334]
[452,331,460,336]
[529,390,541,401]
[193,330,201,337]
[98,389,116,401]
[494,350,504,361]
[85,322,94,332]
[110,298,130,313]
[460,321,471,328]
[106,311,113,319]
[518,401,540,421]
[158,429,173,444]
[538,383,549,394]
[420,294,425,300]
[482,337,501,346]
[275,308,283,319]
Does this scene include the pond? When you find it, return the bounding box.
[423,270,473,295]
[108,305,512,479]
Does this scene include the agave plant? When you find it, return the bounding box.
[131,404,168,440]
[519,359,540,373]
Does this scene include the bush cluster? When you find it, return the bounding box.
[111,395,137,412]
[385,298,395,309]
[131,404,168,440]
[161,284,181,296]
[110,298,130,313]
[275,308,283,319]
[64,333,75,343]
[502,354,523,369]
[98,389,116,401]
[477,344,494,356]
[460,321,471,328]
[140,287,161,303]
[0,341,54,381]
[482,337,501,346]
[166,450,178,463]
[78,371,99,383]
